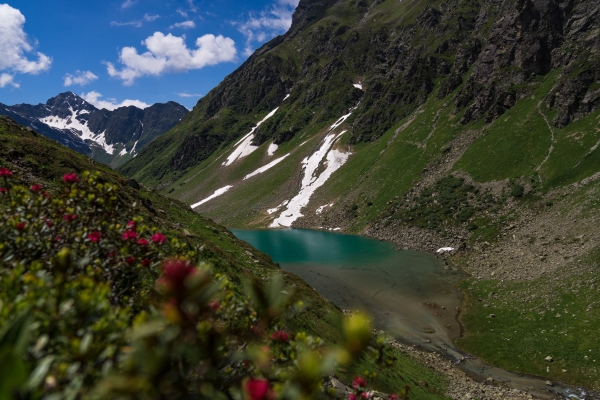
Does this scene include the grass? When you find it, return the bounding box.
[340,345,452,399]
[457,249,600,390]
[540,108,600,188]
[453,71,558,182]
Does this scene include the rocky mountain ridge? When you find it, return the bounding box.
[0,91,188,167]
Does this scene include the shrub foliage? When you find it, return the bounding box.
[0,170,402,400]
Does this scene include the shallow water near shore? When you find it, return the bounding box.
[231,228,583,399]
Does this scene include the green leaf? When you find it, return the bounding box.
[27,356,55,389]
[0,311,33,400]
[0,311,32,354]
[79,333,93,355]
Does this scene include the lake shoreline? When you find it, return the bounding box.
[231,227,587,399]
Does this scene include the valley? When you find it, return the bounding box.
[2,0,600,397]
[114,0,600,396]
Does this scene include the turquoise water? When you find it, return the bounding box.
[231,228,465,349]
[232,227,401,265]
[230,228,580,397]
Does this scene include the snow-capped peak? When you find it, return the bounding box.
[40,106,115,155]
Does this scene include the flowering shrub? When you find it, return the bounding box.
[0,170,404,399]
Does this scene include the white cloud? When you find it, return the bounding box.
[111,20,142,28]
[121,0,136,9]
[64,70,98,87]
[170,20,195,29]
[106,32,237,85]
[0,4,51,85]
[143,14,160,22]
[187,0,198,13]
[111,13,160,28]
[236,0,299,56]
[81,91,150,111]
[176,92,202,98]
[177,0,198,18]
[0,73,18,88]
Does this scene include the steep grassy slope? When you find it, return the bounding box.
[119,0,600,229]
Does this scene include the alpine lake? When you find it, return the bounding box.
[231,228,584,399]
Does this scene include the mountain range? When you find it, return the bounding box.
[0,92,188,167]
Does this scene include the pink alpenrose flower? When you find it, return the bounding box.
[157,259,197,294]
[0,168,13,177]
[244,378,273,400]
[151,232,167,245]
[352,376,367,389]
[87,231,102,242]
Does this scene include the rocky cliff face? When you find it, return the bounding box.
[457,0,600,125]
[0,92,188,167]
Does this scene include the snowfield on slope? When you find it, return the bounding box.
[244,154,290,180]
[268,143,278,156]
[223,107,279,166]
[269,101,360,227]
[191,185,233,209]
[270,130,350,228]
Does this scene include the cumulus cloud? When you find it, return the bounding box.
[106,32,237,85]
[0,73,18,88]
[64,70,98,87]
[236,0,299,56]
[0,4,51,86]
[176,92,202,98]
[170,20,195,29]
[81,91,150,111]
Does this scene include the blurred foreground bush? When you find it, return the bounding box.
[0,170,403,400]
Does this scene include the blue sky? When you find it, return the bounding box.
[0,0,299,110]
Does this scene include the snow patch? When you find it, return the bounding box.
[243,154,290,180]
[329,104,358,131]
[267,200,289,215]
[270,130,350,228]
[191,185,234,209]
[283,94,291,101]
[267,142,278,156]
[353,82,363,90]
[316,203,334,214]
[40,108,115,154]
[436,247,454,253]
[118,147,127,156]
[223,107,279,166]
